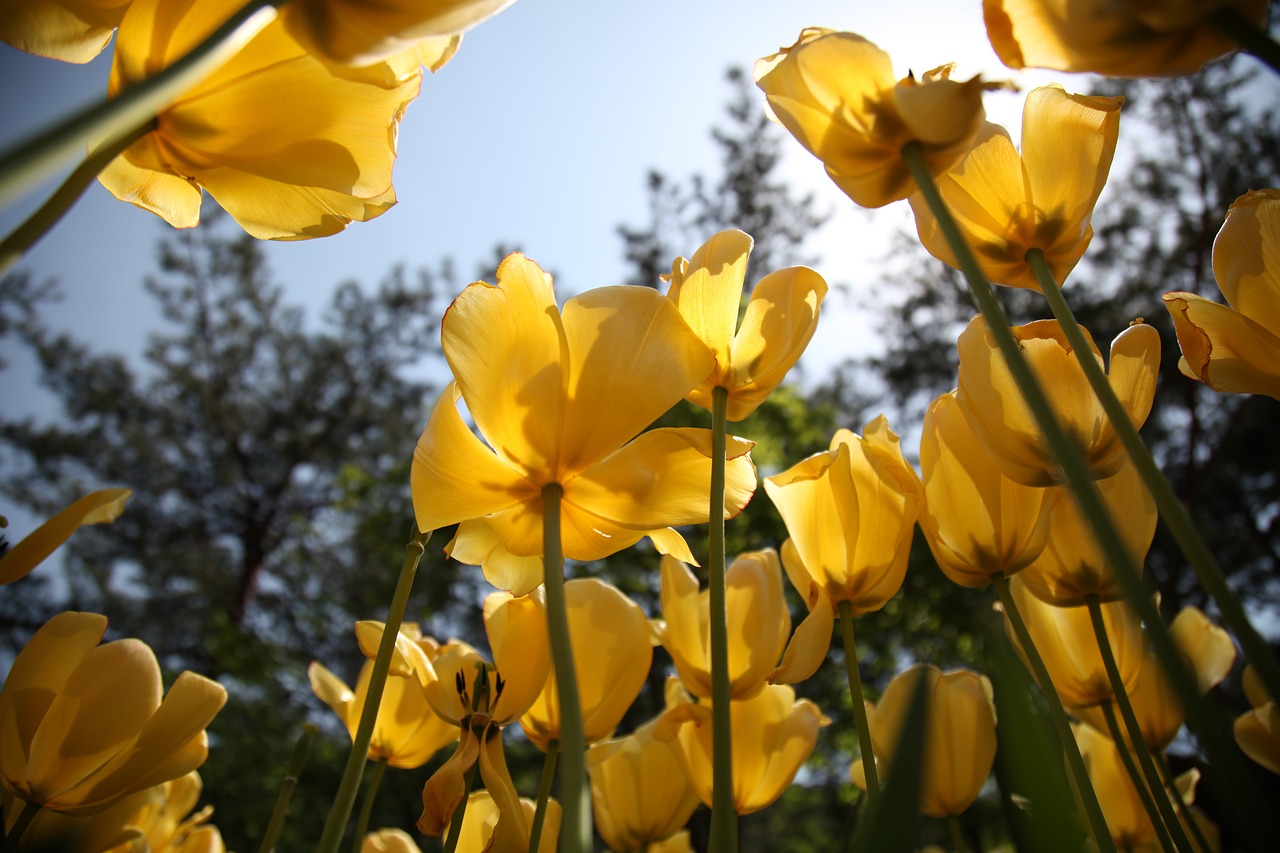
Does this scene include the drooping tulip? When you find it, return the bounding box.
[412,253,757,594]
[1165,189,1280,399]
[0,489,131,586]
[657,550,789,700]
[0,0,133,62]
[664,229,827,421]
[755,28,990,208]
[910,85,1123,291]
[0,611,226,815]
[956,315,1161,487]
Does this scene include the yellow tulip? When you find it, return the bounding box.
[660,680,826,815]
[587,718,701,852]
[521,578,652,750]
[411,253,758,592]
[956,315,1161,487]
[0,489,130,586]
[919,391,1056,587]
[664,229,827,421]
[754,28,989,209]
[910,85,1123,291]
[0,611,226,815]
[1005,576,1142,709]
[646,833,694,853]
[362,828,423,853]
[1,785,151,851]
[1018,458,1155,605]
[984,0,1270,77]
[849,665,997,818]
[657,550,789,700]
[763,418,922,682]
[446,790,561,853]
[1165,189,1280,399]
[309,626,456,769]
[0,0,131,62]
[98,0,424,240]
[1235,665,1280,774]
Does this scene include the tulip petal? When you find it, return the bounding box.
[1105,323,1161,431]
[447,520,545,596]
[1170,607,1235,694]
[477,728,529,853]
[667,230,753,378]
[195,169,400,240]
[307,662,356,729]
[0,490,131,585]
[0,0,128,63]
[647,527,698,566]
[483,591,551,724]
[1164,292,1280,398]
[769,593,834,685]
[99,141,203,230]
[419,729,480,836]
[659,556,712,698]
[1213,189,1280,332]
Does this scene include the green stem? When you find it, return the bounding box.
[441,766,477,853]
[707,384,735,853]
[1086,596,1194,853]
[258,723,317,853]
[991,575,1116,853]
[1210,6,1280,77]
[1029,249,1280,724]
[1100,701,1175,853]
[527,739,560,853]
[947,814,971,853]
[0,0,283,208]
[1156,751,1212,853]
[316,527,432,853]
[0,118,156,276]
[0,800,38,853]
[837,600,879,806]
[350,756,388,853]
[542,483,589,853]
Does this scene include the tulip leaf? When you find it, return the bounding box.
[851,673,927,853]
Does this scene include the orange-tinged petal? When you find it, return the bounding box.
[666,230,753,380]
[418,728,480,837]
[0,489,131,585]
[768,593,834,685]
[1164,291,1280,398]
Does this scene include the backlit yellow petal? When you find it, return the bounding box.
[447,520,545,596]
[666,230,753,378]
[0,0,130,62]
[1164,292,1280,398]
[483,591,551,724]
[0,489,130,585]
[768,594,834,685]
[1213,189,1280,332]
[308,662,356,730]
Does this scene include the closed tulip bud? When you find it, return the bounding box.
[956,315,1160,487]
[657,550,789,701]
[521,578,652,750]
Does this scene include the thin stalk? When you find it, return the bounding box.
[0,118,155,276]
[947,814,971,853]
[1156,751,1213,853]
[0,800,38,853]
[1100,702,1176,853]
[837,600,879,806]
[527,739,561,853]
[350,757,388,853]
[1029,248,1280,715]
[316,527,432,853]
[707,384,735,853]
[1210,6,1280,77]
[542,483,589,853]
[1086,596,1194,853]
[441,766,477,853]
[259,723,317,853]
[991,575,1116,853]
[0,0,282,207]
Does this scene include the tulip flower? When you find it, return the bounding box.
[416,591,549,843]
[362,828,424,853]
[919,391,1056,587]
[763,418,922,682]
[520,578,652,750]
[411,253,757,592]
[309,626,456,769]
[664,229,827,421]
[755,29,990,208]
[656,551,789,700]
[659,680,826,814]
[442,790,561,853]
[0,0,132,62]
[849,665,997,818]
[956,315,1161,487]
[910,85,1123,291]
[0,611,227,815]
[1018,458,1156,606]
[984,0,1270,77]
[1165,189,1280,400]
[587,718,701,852]
[1235,665,1280,774]
[98,0,425,241]
[0,489,130,586]
[1005,576,1143,709]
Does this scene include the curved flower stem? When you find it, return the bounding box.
[1210,6,1280,77]
[441,765,477,853]
[542,483,589,853]
[947,815,971,853]
[1100,701,1176,853]
[0,800,38,853]
[527,739,561,853]
[837,600,879,806]
[259,723,317,853]
[0,118,156,276]
[991,575,1115,852]
[1028,248,1280,717]
[0,0,282,208]
[1156,751,1213,853]
[1086,596,1194,853]
[350,756,388,853]
[707,384,736,853]
[316,527,432,853]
